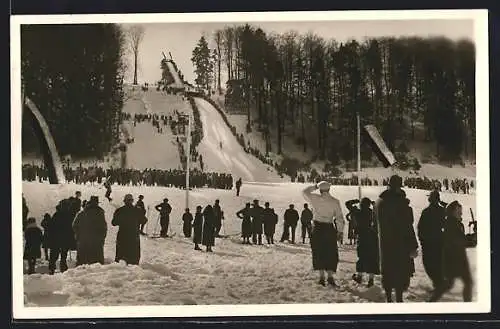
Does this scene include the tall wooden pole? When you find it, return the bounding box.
[357,112,362,200]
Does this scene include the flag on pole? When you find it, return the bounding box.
[363,125,396,167]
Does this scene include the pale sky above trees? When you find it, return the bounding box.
[121,19,474,85]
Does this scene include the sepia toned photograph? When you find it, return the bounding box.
[11,10,490,319]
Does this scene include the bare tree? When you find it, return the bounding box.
[213,30,223,94]
[127,25,145,85]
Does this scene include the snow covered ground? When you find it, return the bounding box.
[21,181,477,307]
[194,97,284,183]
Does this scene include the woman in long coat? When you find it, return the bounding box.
[112,194,147,265]
[182,208,193,238]
[375,175,419,302]
[351,198,380,287]
[302,181,345,287]
[236,203,252,244]
[72,196,107,266]
[193,206,203,250]
[429,201,473,302]
[202,205,216,252]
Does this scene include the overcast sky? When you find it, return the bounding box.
[121,19,474,85]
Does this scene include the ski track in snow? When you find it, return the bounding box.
[21,182,477,306]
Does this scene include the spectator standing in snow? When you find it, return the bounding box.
[302,181,345,287]
[24,217,43,274]
[182,208,193,238]
[236,203,252,244]
[235,178,242,196]
[104,179,112,201]
[213,199,224,237]
[202,205,216,252]
[48,199,74,274]
[193,206,203,250]
[40,213,52,261]
[112,194,147,265]
[263,202,278,245]
[417,190,446,298]
[300,203,313,244]
[280,204,299,244]
[375,175,419,302]
[22,195,29,231]
[351,197,380,288]
[135,195,147,235]
[345,199,360,245]
[251,200,264,245]
[429,201,473,302]
[155,198,172,238]
[72,196,107,266]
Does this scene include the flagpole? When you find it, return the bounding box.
[357,112,361,200]
[185,114,191,211]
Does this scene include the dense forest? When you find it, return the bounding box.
[192,24,475,167]
[21,24,127,158]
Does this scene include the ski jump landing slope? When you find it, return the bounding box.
[193,97,285,183]
[165,61,185,89]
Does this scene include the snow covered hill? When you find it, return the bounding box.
[194,97,284,183]
[21,181,477,306]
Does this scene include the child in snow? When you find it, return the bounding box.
[24,217,43,274]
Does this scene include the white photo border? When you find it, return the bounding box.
[11,9,490,319]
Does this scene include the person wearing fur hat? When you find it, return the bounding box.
[24,217,43,274]
[303,181,345,287]
[375,174,419,302]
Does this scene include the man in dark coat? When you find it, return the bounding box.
[202,205,216,252]
[251,200,264,245]
[24,217,43,274]
[300,203,313,244]
[136,195,147,235]
[112,194,147,265]
[417,190,446,295]
[281,204,300,244]
[375,175,419,302]
[182,208,193,238]
[213,200,224,237]
[48,199,75,274]
[155,198,172,237]
[72,196,107,266]
[104,179,112,201]
[235,178,242,196]
[193,206,203,250]
[41,213,52,261]
[236,203,253,244]
[262,202,278,244]
[68,191,82,219]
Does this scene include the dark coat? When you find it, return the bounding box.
[155,202,172,218]
[41,215,52,249]
[442,216,471,280]
[213,204,223,224]
[72,204,107,266]
[263,208,278,235]
[193,212,203,244]
[376,189,418,291]
[50,203,77,250]
[300,208,313,224]
[236,207,252,238]
[112,204,147,265]
[251,205,264,234]
[22,197,29,230]
[135,200,146,216]
[418,203,446,284]
[24,223,43,260]
[355,208,380,274]
[202,206,216,247]
[67,197,82,218]
[284,208,299,227]
[182,212,193,237]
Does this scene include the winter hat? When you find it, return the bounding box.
[124,194,134,203]
[317,181,331,192]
